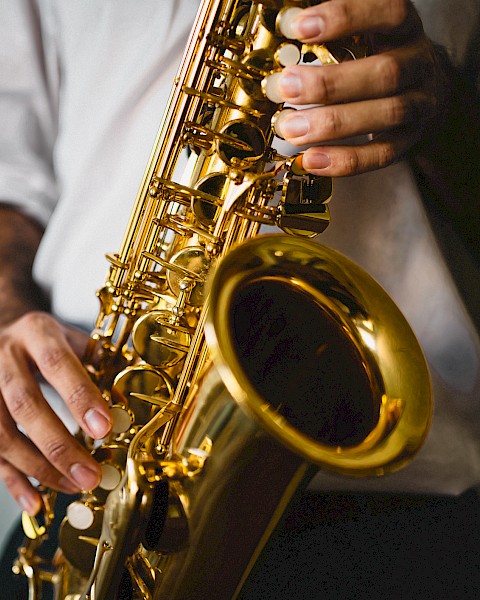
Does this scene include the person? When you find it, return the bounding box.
[0,0,479,597]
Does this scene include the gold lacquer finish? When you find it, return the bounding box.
[14,1,431,599]
[148,235,431,599]
[206,235,431,476]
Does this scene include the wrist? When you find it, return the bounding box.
[0,206,50,329]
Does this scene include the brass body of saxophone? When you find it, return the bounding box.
[14,1,432,599]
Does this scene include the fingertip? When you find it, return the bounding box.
[302,148,332,172]
[292,14,326,42]
[18,492,42,516]
[0,462,44,516]
[68,462,101,492]
[84,408,112,439]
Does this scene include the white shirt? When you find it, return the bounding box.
[1,0,479,496]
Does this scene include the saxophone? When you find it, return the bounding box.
[14,1,432,598]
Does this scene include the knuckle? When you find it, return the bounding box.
[318,107,342,140]
[315,69,336,105]
[324,1,352,32]
[43,437,70,464]
[387,0,409,28]
[19,311,53,332]
[376,143,396,169]
[342,150,361,175]
[376,53,402,93]
[8,386,38,423]
[67,381,93,411]
[37,345,68,374]
[385,96,406,126]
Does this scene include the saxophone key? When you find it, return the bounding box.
[166,246,210,306]
[275,41,302,67]
[276,6,303,40]
[262,69,284,103]
[99,463,123,491]
[66,501,96,531]
[110,404,134,434]
[60,501,104,576]
[132,309,192,367]
[112,364,174,424]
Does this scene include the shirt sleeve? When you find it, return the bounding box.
[0,0,60,227]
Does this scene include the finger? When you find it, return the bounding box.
[271,44,435,106]
[0,457,43,516]
[11,312,111,439]
[299,127,420,176]
[286,0,422,43]
[0,373,102,492]
[0,398,83,494]
[61,322,91,359]
[274,90,437,146]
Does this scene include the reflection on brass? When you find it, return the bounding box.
[21,513,47,541]
[59,505,103,575]
[166,247,210,306]
[16,2,432,599]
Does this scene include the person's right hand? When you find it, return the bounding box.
[0,311,112,515]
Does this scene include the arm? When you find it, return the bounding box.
[0,206,112,515]
[0,206,50,326]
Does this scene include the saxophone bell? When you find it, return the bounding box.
[134,234,432,599]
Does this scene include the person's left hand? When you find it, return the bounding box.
[268,0,449,176]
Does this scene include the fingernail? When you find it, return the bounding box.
[278,113,310,139]
[84,409,111,438]
[18,494,41,516]
[69,463,100,491]
[303,151,331,170]
[279,72,302,99]
[294,16,325,40]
